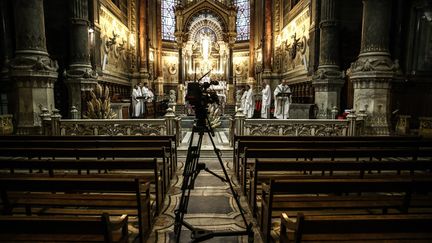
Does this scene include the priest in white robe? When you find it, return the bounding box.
[131,84,142,118]
[261,80,271,118]
[273,80,291,119]
[243,85,254,118]
[140,82,149,116]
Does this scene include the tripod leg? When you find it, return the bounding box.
[205,130,250,230]
[174,128,205,242]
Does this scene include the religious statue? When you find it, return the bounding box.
[169,90,176,104]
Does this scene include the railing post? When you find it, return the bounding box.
[356,109,368,136]
[234,108,246,136]
[164,108,176,136]
[331,106,339,119]
[347,110,357,136]
[39,107,52,136]
[70,106,79,119]
[50,109,62,136]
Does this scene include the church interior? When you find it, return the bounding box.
[1,0,432,242]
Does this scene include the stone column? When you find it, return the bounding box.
[177,47,184,105]
[349,0,396,135]
[155,0,164,96]
[64,0,98,118]
[139,0,150,82]
[312,0,344,119]
[263,0,272,72]
[247,0,255,86]
[9,0,58,134]
[0,0,12,96]
[261,0,272,89]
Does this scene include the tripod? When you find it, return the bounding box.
[174,117,253,242]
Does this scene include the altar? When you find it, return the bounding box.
[184,80,227,116]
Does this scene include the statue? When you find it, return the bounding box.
[169,90,176,104]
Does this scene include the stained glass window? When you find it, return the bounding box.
[235,0,250,41]
[162,0,176,41]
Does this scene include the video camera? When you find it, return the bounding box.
[185,71,219,126]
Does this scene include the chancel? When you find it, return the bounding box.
[1,0,432,242]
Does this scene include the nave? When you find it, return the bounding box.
[1,134,432,242]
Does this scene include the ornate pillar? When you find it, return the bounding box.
[349,0,396,135]
[261,0,273,87]
[263,0,272,72]
[177,46,184,105]
[155,0,164,96]
[312,0,344,119]
[0,0,11,86]
[308,0,320,74]
[64,0,98,118]
[247,0,255,85]
[139,0,150,82]
[9,0,58,134]
[88,0,102,72]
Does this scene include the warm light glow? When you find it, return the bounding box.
[202,34,211,61]
[129,33,136,48]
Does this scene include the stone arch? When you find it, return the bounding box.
[188,16,224,42]
[184,8,228,34]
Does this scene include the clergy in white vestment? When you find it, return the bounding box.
[273,80,291,119]
[140,82,149,116]
[243,85,254,118]
[261,80,271,118]
[132,84,142,118]
[147,88,154,103]
[240,88,247,111]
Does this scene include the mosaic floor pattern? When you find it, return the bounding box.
[147,154,263,243]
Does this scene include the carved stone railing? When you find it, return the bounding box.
[0,114,14,135]
[41,108,179,137]
[244,119,349,136]
[233,109,365,137]
[58,119,167,136]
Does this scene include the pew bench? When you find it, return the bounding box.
[0,177,152,243]
[279,213,432,243]
[0,135,178,179]
[0,158,164,215]
[0,214,129,242]
[233,135,424,177]
[258,178,432,242]
[0,146,172,193]
[241,147,432,194]
[248,159,432,215]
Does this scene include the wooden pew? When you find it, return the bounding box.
[280,213,432,243]
[0,158,164,215]
[248,159,432,215]
[0,146,172,193]
[259,178,432,242]
[0,213,129,242]
[241,146,432,193]
[0,135,177,180]
[237,138,432,184]
[233,135,423,176]
[0,177,151,243]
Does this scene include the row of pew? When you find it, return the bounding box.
[0,135,177,242]
[234,135,432,242]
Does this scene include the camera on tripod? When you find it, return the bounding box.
[185,79,220,126]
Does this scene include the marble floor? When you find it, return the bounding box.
[146,132,263,243]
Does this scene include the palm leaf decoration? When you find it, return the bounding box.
[83,83,117,119]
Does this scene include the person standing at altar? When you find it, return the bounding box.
[132,83,142,118]
[274,80,292,119]
[140,82,149,116]
[147,88,154,103]
[243,85,254,118]
[261,80,271,118]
